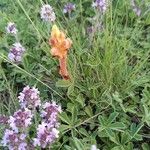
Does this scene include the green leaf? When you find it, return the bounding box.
[72,137,85,150]
[130,123,143,141]
[59,112,71,125]
[67,84,74,96]
[121,132,131,144]
[110,122,126,131]
[56,79,72,87]
[142,143,150,150]
[111,146,122,150]
[98,115,107,126]
[106,129,120,145]
[75,94,85,107]
[113,92,122,103]
[64,145,72,150]
[142,104,150,126]
[59,124,70,132]
[141,87,150,106]
[85,106,93,117]
[71,105,78,124]
[126,142,134,150]
[107,112,119,124]
[79,128,89,137]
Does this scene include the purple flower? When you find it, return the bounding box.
[18,86,41,109]
[0,88,62,149]
[8,42,25,63]
[63,3,75,14]
[8,108,32,133]
[40,4,56,22]
[34,102,61,148]
[33,122,59,148]
[131,0,141,16]
[1,129,27,150]
[92,0,107,13]
[6,22,18,35]
[41,101,61,128]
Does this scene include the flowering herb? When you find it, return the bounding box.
[63,3,75,14]
[92,0,107,13]
[49,24,72,80]
[18,85,41,109]
[41,101,62,128]
[8,108,32,133]
[33,122,59,148]
[8,42,25,63]
[1,86,61,149]
[1,129,28,150]
[34,101,61,148]
[40,4,56,22]
[6,22,18,35]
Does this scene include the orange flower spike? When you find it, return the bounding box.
[49,25,72,80]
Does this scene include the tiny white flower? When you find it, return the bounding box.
[8,52,15,61]
[91,145,99,150]
[52,128,59,138]
[6,22,18,35]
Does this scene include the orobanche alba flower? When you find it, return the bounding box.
[49,24,72,80]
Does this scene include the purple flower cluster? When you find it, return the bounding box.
[34,102,61,148]
[1,86,61,150]
[40,4,56,22]
[33,122,59,148]
[1,129,27,150]
[92,0,107,13]
[63,3,75,14]
[6,22,26,64]
[41,102,62,128]
[8,42,25,63]
[6,22,18,35]
[18,86,41,109]
[1,108,32,150]
[131,0,141,16]
[8,108,32,133]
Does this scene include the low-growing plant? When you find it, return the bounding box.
[0,0,150,149]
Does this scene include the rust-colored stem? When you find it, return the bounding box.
[59,56,70,80]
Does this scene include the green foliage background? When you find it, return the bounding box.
[0,0,150,149]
